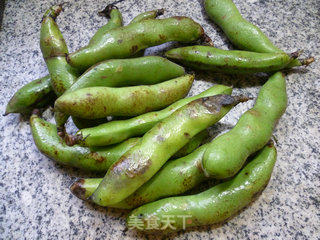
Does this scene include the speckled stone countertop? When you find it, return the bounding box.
[0,0,319,239]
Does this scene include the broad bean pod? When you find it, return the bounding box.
[129,9,164,24]
[203,0,312,67]
[89,4,123,45]
[71,143,210,208]
[128,142,277,231]
[40,5,79,96]
[204,0,286,53]
[64,56,185,94]
[67,17,205,70]
[5,75,54,115]
[165,46,308,74]
[55,75,194,119]
[202,72,287,179]
[30,113,203,172]
[91,94,248,206]
[74,84,232,147]
[30,113,139,172]
[40,5,80,127]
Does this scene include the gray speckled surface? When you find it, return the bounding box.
[1,0,319,239]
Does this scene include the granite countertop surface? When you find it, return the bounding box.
[0,0,319,239]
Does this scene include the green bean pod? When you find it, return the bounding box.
[129,9,164,24]
[30,114,139,172]
[70,143,210,208]
[91,94,248,206]
[30,114,203,172]
[67,17,205,70]
[166,46,304,73]
[203,72,287,179]
[64,56,185,94]
[128,143,277,231]
[75,84,232,147]
[5,75,54,115]
[204,0,304,67]
[55,75,194,119]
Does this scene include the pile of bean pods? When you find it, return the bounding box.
[6,0,314,232]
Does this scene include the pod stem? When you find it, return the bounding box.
[290,50,315,66]
[98,4,118,18]
[41,4,64,22]
[57,126,67,139]
[290,50,303,59]
[155,8,165,17]
[64,133,87,146]
[300,57,315,66]
[201,33,214,46]
[233,95,252,104]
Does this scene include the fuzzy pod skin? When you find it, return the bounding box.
[64,56,185,94]
[128,143,277,231]
[76,84,232,147]
[204,0,301,67]
[91,94,247,206]
[55,75,194,119]
[129,9,164,24]
[30,114,140,172]
[67,17,205,70]
[5,75,54,115]
[71,144,210,208]
[166,46,301,74]
[203,72,287,179]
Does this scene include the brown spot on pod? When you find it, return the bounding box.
[172,16,185,21]
[125,158,152,178]
[131,45,138,54]
[249,109,261,117]
[182,175,193,188]
[159,34,166,40]
[70,179,87,200]
[89,152,106,163]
